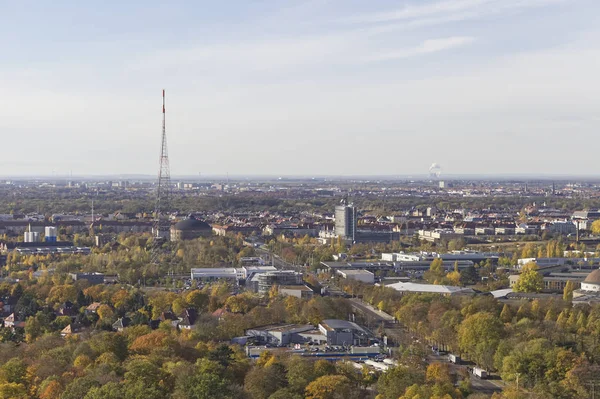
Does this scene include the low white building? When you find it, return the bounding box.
[190,268,244,280]
[580,270,600,292]
[336,269,375,284]
[190,266,277,281]
[418,229,461,242]
[279,285,314,299]
[384,281,475,296]
[245,324,325,345]
[517,258,568,268]
[381,252,421,262]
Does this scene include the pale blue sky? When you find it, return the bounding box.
[1,0,598,177]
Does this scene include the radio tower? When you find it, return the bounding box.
[153,89,171,241]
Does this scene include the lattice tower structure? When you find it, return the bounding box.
[154,89,172,240]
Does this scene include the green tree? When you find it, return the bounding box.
[61,377,101,399]
[458,312,504,370]
[244,362,287,399]
[425,258,445,284]
[376,366,425,399]
[268,388,303,399]
[0,358,27,385]
[0,383,28,399]
[175,372,231,399]
[460,266,479,286]
[286,357,317,393]
[500,304,513,323]
[186,290,209,311]
[84,382,124,399]
[123,380,168,399]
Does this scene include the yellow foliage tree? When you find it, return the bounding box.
[96,304,114,320]
[47,285,78,305]
[111,289,131,309]
[130,331,172,355]
[446,271,461,286]
[255,351,275,368]
[591,220,600,235]
[426,362,452,385]
[513,262,543,293]
[563,280,575,301]
[73,355,92,369]
[305,375,353,399]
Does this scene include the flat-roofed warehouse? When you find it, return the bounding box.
[245,324,327,346]
[320,261,394,273]
[190,268,244,281]
[385,281,475,296]
[336,269,375,284]
[318,319,376,346]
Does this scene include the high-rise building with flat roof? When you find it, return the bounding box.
[335,199,356,242]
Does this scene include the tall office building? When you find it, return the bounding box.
[335,199,357,242]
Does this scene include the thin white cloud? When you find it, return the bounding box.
[346,0,493,24]
[367,36,476,62]
[345,0,569,26]
[126,33,352,74]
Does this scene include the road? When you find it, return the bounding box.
[469,374,504,394]
[349,298,395,323]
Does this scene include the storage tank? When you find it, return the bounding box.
[45,226,57,242]
[24,231,40,243]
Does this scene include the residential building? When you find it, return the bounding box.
[335,199,357,242]
[112,317,131,332]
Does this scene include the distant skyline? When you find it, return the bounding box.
[1,0,599,176]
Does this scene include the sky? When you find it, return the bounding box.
[1,0,599,177]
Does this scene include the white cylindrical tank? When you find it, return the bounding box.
[45,226,57,237]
